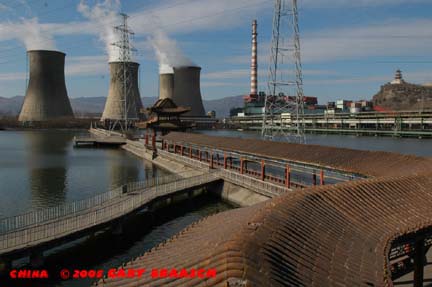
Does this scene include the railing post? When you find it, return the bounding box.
[285,165,291,188]
[210,151,214,169]
[199,150,202,161]
[261,160,265,181]
[240,158,244,174]
[189,147,193,158]
[145,132,149,145]
[224,153,227,169]
[181,145,184,156]
[320,170,325,185]
[174,143,177,154]
[313,172,317,186]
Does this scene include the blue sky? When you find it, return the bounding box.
[0,0,432,104]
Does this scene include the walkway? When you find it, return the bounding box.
[0,172,220,259]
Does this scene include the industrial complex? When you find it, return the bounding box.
[2,1,432,287]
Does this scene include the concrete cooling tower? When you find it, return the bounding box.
[18,50,74,122]
[172,66,205,117]
[101,62,143,121]
[159,73,174,100]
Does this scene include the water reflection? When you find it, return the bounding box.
[25,131,73,209]
[0,130,170,218]
[106,149,140,187]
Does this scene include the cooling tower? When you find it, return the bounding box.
[18,50,74,122]
[101,62,143,121]
[159,73,174,100]
[172,66,205,116]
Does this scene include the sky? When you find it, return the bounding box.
[0,0,432,104]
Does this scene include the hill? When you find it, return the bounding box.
[0,95,244,118]
[372,82,432,110]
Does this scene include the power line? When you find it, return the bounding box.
[0,0,269,64]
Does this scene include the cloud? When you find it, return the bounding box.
[307,70,432,85]
[301,0,431,8]
[0,72,26,81]
[202,68,338,80]
[0,3,11,11]
[228,18,432,64]
[302,19,432,63]
[65,55,108,76]
[129,0,270,35]
[201,81,245,88]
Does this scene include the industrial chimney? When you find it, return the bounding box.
[18,50,74,122]
[172,66,205,117]
[250,19,258,96]
[159,73,174,100]
[101,62,143,121]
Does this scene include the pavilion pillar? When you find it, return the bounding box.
[414,235,426,287]
[180,145,184,156]
[152,130,156,150]
[145,132,149,145]
[240,158,244,174]
[189,147,193,158]
[199,150,202,161]
[261,160,265,181]
[210,151,214,169]
[313,172,317,186]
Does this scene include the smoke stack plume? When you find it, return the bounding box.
[172,66,205,117]
[19,50,74,121]
[250,19,258,96]
[101,62,143,121]
[159,73,174,100]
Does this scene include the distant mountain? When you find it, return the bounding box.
[203,95,244,118]
[0,95,245,118]
[0,96,23,116]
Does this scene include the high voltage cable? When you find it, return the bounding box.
[0,0,204,57]
[0,0,269,64]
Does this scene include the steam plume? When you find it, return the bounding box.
[77,0,122,62]
[149,30,195,74]
[0,17,56,51]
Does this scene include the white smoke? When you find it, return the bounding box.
[0,17,57,51]
[149,30,195,74]
[77,0,122,62]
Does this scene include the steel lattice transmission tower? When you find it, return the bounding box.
[261,0,305,143]
[111,13,135,131]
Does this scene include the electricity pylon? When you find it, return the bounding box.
[261,0,305,143]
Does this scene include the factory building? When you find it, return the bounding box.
[19,50,74,122]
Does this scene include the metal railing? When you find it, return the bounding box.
[159,150,290,197]
[0,173,184,235]
[220,169,288,196]
[0,172,221,253]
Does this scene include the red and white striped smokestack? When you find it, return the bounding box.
[250,19,258,96]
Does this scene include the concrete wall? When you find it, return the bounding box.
[159,73,174,100]
[19,50,74,121]
[173,66,206,117]
[101,62,143,121]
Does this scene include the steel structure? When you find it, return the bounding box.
[262,0,305,143]
[105,13,138,131]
